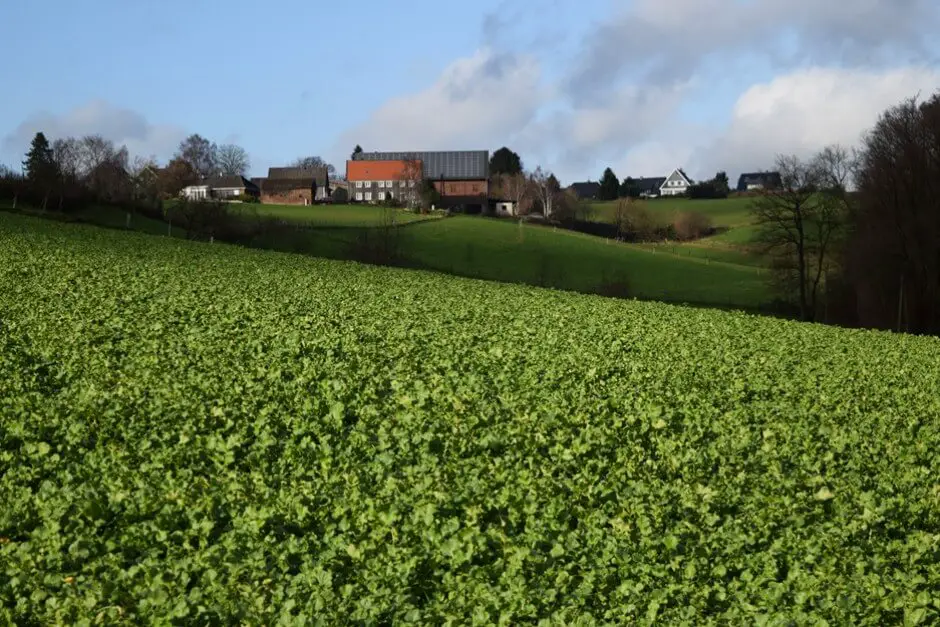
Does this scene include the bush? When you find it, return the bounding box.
[618,203,656,241]
[673,211,714,240]
[687,182,728,199]
[239,193,260,204]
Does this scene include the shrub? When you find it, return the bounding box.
[618,203,656,241]
[239,193,260,204]
[673,211,713,240]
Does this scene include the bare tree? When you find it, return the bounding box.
[849,93,940,334]
[218,144,250,176]
[52,138,81,179]
[79,135,115,178]
[291,156,336,178]
[530,166,559,218]
[176,134,218,180]
[751,151,848,321]
[495,172,531,216]
[396,157,424,210]
[128,155,159,203]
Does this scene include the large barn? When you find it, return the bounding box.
[347,150,490,211]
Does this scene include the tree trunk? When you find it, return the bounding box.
[897,273,905,333]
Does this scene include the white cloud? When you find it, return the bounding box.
[334,0,940,184]
[695,66,940,176]
[2,100,187,163]
[332,48,544,163]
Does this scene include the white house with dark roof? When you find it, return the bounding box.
[658,168,692,196]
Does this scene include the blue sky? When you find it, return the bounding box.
[3,0,940,183]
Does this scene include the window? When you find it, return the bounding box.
[385,180,392,188]
[378,192,386,201]
[233,189,240,196]
[356,181,363,189]
[409,180,415,188]
[355,192,363,201]
[378,180,385,188]
[364,192,372,201]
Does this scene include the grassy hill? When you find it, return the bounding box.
[243,202,435,227]
[1,200,771,310]
[250,213,770,309]
[589,196,764,267]
[2,213,938,624]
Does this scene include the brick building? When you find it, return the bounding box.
[347,150,489,211]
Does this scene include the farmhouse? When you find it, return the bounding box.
[256,166,330,205]
[568,181,601,200]
[634,177,666,198]
[348,150,490,211]
[659,168,693,196]
[207,175,259,200]
[180,176,260,201]
[737,171,782,192]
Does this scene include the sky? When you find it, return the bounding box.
[2,0,940,184]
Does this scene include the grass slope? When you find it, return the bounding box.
[2,214,940,624]
[590,196,765,267]
[244,203,433,227]
[397,217,768,308]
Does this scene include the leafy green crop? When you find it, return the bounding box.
[1,213,939,625]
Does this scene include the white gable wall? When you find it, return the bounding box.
[659,169,690,196]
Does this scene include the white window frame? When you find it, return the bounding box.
[355,192,363,201]
[378,180,385,188]
[377,191,386,201]
[356,181,363,188]
[385,180,392,188]
[364,192,372,202]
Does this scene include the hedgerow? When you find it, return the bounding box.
[1,214,939,625]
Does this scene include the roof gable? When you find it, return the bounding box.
[662,168,691,187]
[737,171,782,191]
[207,175,257,190]
[636,177,666,192]
[569,181,600,198]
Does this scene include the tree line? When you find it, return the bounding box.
[488,147,591,222]
[750,92,940,335]
[4,131,254,213]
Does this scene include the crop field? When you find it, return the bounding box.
[2,214,940,624]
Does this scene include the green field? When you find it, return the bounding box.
[2,213,939,624]
[588,196,755,229]
[247,215,769,309]
[589,196,765,267]
[397,217,768,307]
[243,203,433,227]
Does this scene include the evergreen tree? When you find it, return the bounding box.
[489,147,523,176]
[598,167,619,201]
[619,176,641,198]
[351,145,363,160]
[714,171,730,196]
[22,132,56,185]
